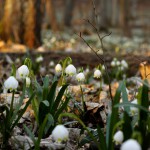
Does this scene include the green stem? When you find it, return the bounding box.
[80,85,85,112]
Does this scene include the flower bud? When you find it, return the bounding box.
[55,64,62,73]
[26,77,31,87]
[113,130,124,145]
[121,139,141,150]
[65,64,76,76]
[36,56,43,63]
[94,70,101,78]
[52,125,69,143]
[17,65,29,79]
[130,99,138,115]
[76,72,85,82]
[4,76,18,91]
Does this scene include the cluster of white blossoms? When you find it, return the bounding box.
[35,55,43,63]
[52,125,69,143]
[113,131,141,150]
[111,58,128,71]
[4,65,31,92]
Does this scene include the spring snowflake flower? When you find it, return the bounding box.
[121,139,141,150]
[4,76,18,91]
[94,70,102,78]
[76,72,85,82]
[116,61,120,66]
[26,77,31,87]
[111,61,116,67]
[55,64,62,73]
[121,60,128,68]
[17,65,29,79]
[65,64,76,76]
[113,130,124,145]
[130,99,138,115]
[52,125,69,143]
[36,56,43,63]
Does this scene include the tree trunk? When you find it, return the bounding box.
[46,0,58,31]
[64,0,75,27]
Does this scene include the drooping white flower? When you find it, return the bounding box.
[94,70,102,78]
[55,64,62,73]
[49,61,55,67]
[36,56,43,63]
[26,77,31,87]
[17,65,29,79]
[116,61,121,66]
[111,61,116,67]
[52,125,69,143]
[121,60,128,68]
[130,99,138,115]
[76,72,85,82]
[65,64,76,76]
[121,139,141,150]
[4,76,18,91]
[113,130,124,145]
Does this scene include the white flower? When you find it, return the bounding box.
[76,72,85,82]
[26,77,31,87]
[36,56,43,63]
[121,139,141,150]
[4,76,18,91]
[52,125,69,143]
[17,65,29,79]
[49,61,55,67]
[130,99,138,114]
[65,64,76,76]
[111,61,116,67]
[116,61,120,66]
[55,64,62,73]
[113,130,124,145]
[121,60,128,68]
[94,70,102,78]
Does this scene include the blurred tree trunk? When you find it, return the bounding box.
[64,0,75,26]
[46,0,58,31]
[0,0,5,36]
[1,0,12,41]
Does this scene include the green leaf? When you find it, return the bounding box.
[121,81,130,113]
[47,81,58,111]
[38,100,49,125]
[114,103,150,114]
[54,96,70,120]
[52,84,68,113]
[11,93,35,131]
[42,76,50,100]
[11,64,16,77]
[108,82,122,150]
[97,125,107,150]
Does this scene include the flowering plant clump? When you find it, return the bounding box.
[4,76,18,91]
[52,125,69,143]
[65,64,76,76]
[17,65,29,79]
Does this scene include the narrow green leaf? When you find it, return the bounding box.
[42,76,50,100]
[52,84,68,113]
